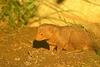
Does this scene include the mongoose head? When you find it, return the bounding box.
[35,24,53,41]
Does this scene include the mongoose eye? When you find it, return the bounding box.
[40,33,43,35]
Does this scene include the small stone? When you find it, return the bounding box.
[24,61,32,66]
[14,57,20,61]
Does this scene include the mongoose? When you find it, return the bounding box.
[35,24,93,52]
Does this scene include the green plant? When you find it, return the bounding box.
[0,0,37,28]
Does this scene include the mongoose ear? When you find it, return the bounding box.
[47,27,53,32]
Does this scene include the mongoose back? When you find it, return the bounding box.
[35,24,93,51]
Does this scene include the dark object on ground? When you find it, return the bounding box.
[33,40,50,50]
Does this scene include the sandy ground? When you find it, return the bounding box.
[0,26,100,67]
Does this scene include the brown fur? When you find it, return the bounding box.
[35,24,93,51]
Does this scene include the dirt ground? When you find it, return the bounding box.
[0,26,100,67]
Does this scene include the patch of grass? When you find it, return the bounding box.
[0,0,38,28]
